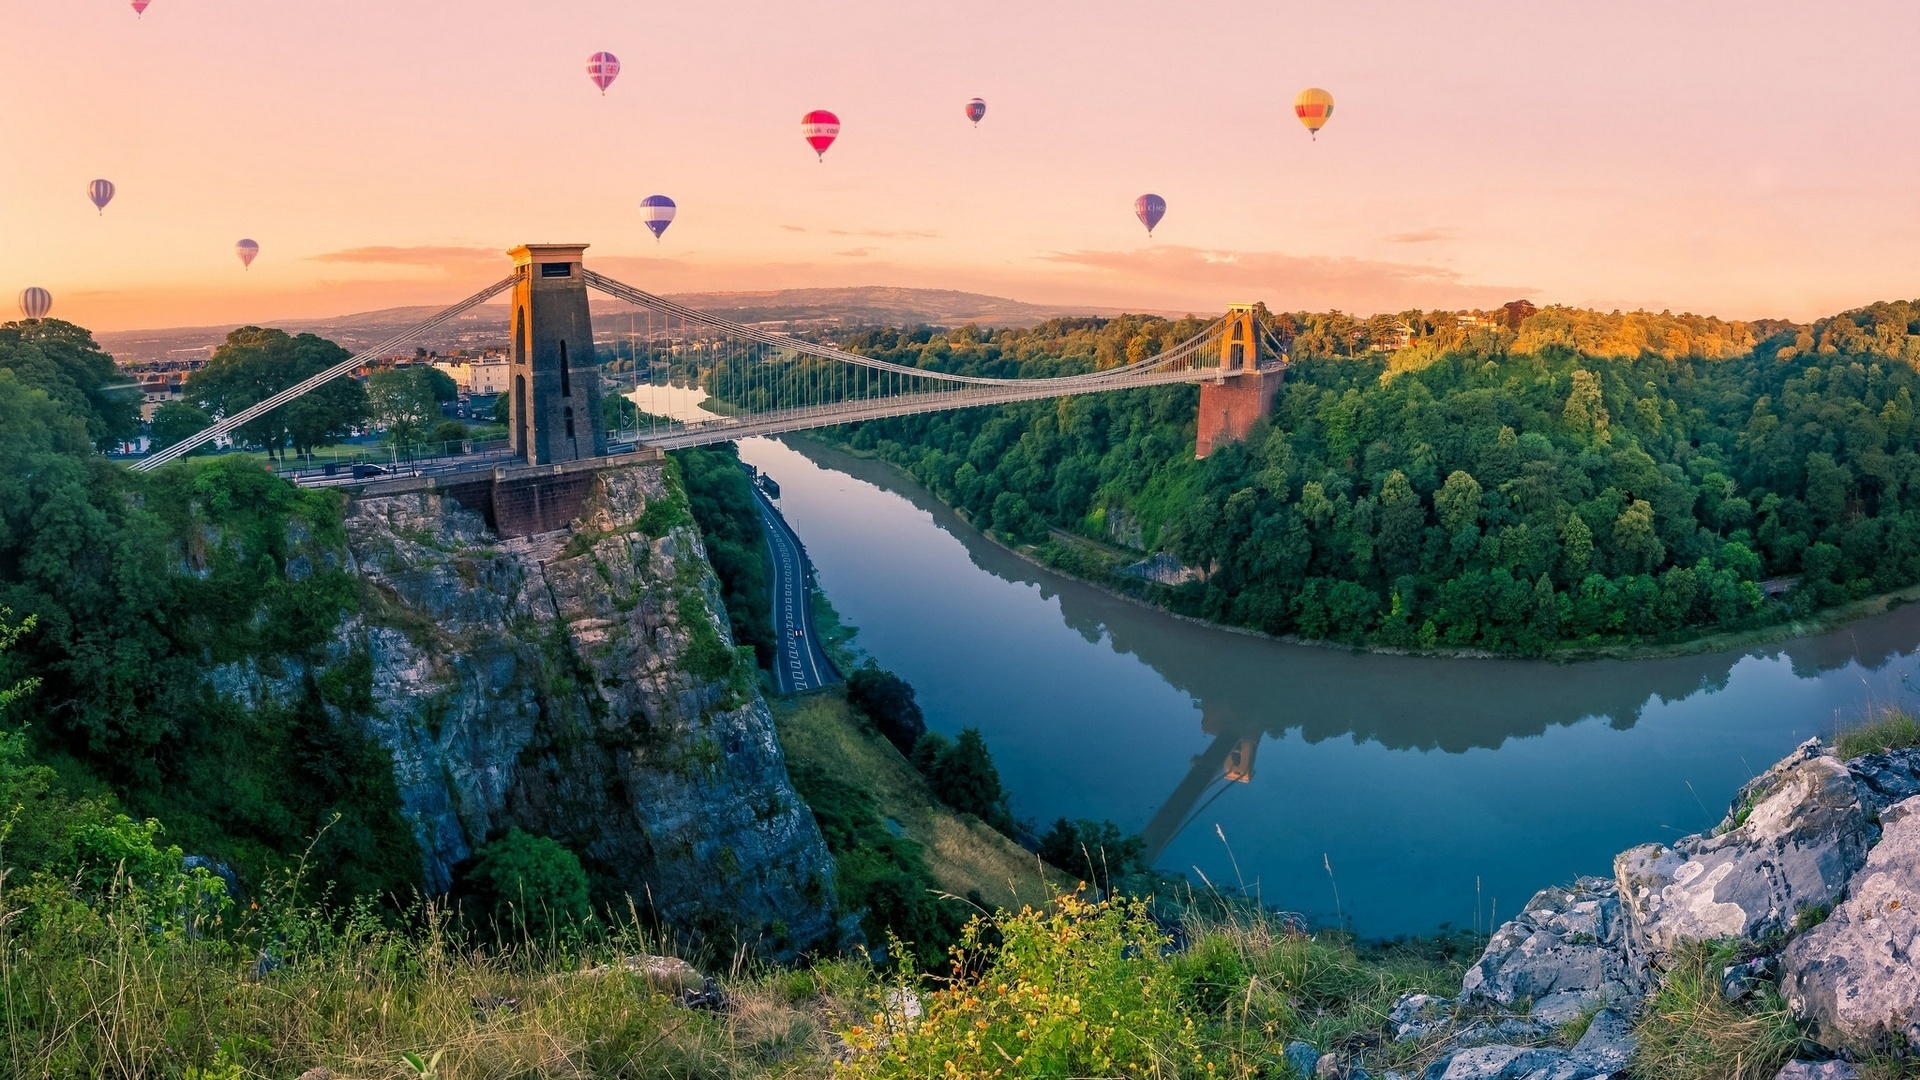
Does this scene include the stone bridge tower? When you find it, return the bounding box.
[1194,303,1283,459]
[507,244,607,465]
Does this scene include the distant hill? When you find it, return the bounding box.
[96,286,1151,366]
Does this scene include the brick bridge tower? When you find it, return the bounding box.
[1194,303,1283,458]
[507,243,607,465]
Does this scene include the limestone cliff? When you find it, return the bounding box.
[329,462,840,954]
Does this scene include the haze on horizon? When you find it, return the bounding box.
[3,0,1916,333]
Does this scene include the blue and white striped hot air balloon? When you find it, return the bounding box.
[639,195,676,241]
[89,179,115,215]
[19,288,52,320]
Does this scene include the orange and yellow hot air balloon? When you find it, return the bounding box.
[1294,87,1334,140]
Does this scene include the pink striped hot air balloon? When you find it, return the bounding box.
[235,239,259,269]
[131,0,151,15]
[88,179,115,215]
[586,52,620,95]
[19,288,52,321]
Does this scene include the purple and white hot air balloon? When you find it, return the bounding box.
[587,52,621,95]
[1134,193,1166,236]
[89,179,115,215]
[639,195,676,241]
[235,239,259,270]
[19,288,52,321]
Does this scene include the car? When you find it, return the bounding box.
[351,463,390,479]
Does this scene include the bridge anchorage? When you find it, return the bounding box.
[132,244,1288,484]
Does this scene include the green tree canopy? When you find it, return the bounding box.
[186,327,365,458]
[366,368,441,447]
[0,318,139,450]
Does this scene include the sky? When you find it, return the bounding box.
[3,0,1918,332]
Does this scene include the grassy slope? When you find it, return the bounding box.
[772,690,1066,910]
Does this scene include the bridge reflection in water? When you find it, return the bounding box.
[744,435,1920,935]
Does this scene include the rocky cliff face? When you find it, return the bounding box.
[1363,738,1920,1080]
[331,462,839,955]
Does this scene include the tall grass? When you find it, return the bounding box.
[1631,941,1799,1080]
[1835,707,1920,760]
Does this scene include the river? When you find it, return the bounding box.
[733,436,1920,938]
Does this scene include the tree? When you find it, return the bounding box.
[461,828,592,941]
[1562,369,1610,441]
[1038,818,1146,888]
[367,368,441,448]
[847,668,926,756]
[926,728,1009,828]
[1435,470,1484,535]
[1612,499,1666,574]
[148,400,213,452]
[0,318,140,450]
[186,327,364,458]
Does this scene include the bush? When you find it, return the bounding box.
[461,828,592,942]
[924,727,1011,830]
[1037,817,1146,889]
[846,669,926,756]
[1834,708,1920,760]
[840,895,1229,1078]
[430,419,468,445]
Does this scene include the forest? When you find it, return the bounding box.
[815,301,1920,654]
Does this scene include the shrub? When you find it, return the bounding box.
[1633,940,1799,1080]
[840,894,1230,1078]
[924,727,1010,830]
[1037,817,1146,889]
[1834,708,1920,760]
[461,828,592,942]
[846,669,926,756]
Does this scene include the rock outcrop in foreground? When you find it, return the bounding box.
[326,463,838,954]
[1371,738,1920,1080]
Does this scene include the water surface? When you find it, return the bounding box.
[735,437,1920,936]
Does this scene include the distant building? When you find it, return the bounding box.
[1502,299,1538,330]
[433,358,509,395]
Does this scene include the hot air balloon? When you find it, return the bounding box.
[801,110,840,161]
[131,0,151,14]
[1294,87,1334,140]
[18,288,51,321]
[235,239,259,269]
[639,195,677,241]
[965,98,987,126]
[88,179,115,215]
[1134,194,1166,236]
[587,52,621,95]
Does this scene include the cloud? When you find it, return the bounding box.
[309,245,500,269]
[834,248,874,258]
[1034,246,1531,313]
[1383,227,1459,244]
[780,225,808,233]
[826,228,939,240]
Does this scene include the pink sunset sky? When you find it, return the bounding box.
[2,0,1916,332]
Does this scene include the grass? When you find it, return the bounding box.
[771,690,1062,911]
[1834,707,1920,760]
[1631,940,1800,1080]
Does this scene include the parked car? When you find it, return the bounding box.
[351,463,390,479]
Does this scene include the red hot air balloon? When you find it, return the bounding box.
[89,179,115,215]
[235,239,259,269]
[587,52,621,95]
[965,98,986,126]
[131,0,151,15]
[1134,193,1166,236]
[801,110,840,161]
[19,288,51,321]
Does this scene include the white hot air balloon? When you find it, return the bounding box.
[18,288,52,320]
[235,239,260,269]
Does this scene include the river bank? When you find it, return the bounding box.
[791,433,1920,667]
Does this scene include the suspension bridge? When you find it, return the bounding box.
[133,244,1286,478]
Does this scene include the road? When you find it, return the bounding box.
[751,478,838,694]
